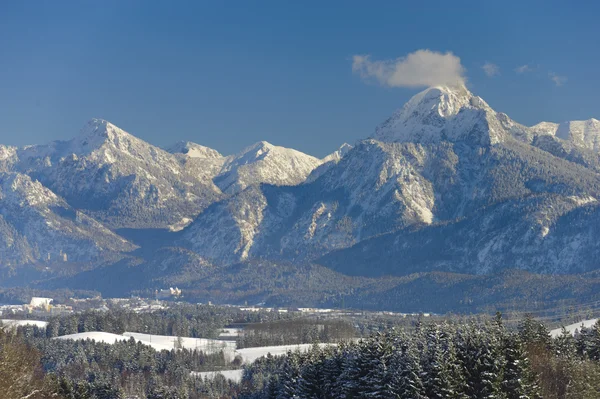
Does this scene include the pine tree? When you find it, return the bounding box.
[388,336,426,399]
[502,333,541,399]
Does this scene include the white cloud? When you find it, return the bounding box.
[352,49,466,88]
[482,62,500,77]
[549,72,567,86]
[515,64,532,74]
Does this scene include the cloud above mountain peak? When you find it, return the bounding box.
[352,49,466,88]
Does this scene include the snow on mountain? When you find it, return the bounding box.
[319,193,600,276]
[322,143,353,164]
[530,119,600,155]
[5,84,600,283]
[14,119,222,229]
[213,141,323,194]
[182,140,450,263]
[166,141,223,159]
[372,85,526,146]
[181,186,268,264]
[530,121,560,136]
[305,143,353,183]
[180,85,600,273]
[0,145,17,172]
[167,141,227,185]
[555,119,600,151]
[0,171,135,266]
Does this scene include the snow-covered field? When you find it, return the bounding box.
[55,331,131,345]
[236,343,334,364]
[194,343,339,381]
[53,331,236,356]
[123,332,236,356]
[194,369,243,383]
[218,328,243,338]
[1,319,48,328]
[550,319,598,338]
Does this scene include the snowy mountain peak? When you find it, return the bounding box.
[214,141,323,194]
[166,141,223,159]
[245,140,275,152]
[529,119,600,152]
[406,85,475,117]
[372,85,507,146]
[79,118,124,140]
[555,119,600,151]
[322,143,353,163]
[73,118,140,153]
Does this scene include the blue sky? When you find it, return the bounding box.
[1,0,598,157]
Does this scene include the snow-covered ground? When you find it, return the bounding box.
[55,331,132,345]
[218,328,243,338]
[1,319,48,328]
[236,343,334,364]
[123,332,236,357]
[194,343,339,381]
[550,319,599,338]
[53,331,236,356]
[193,369,243,383]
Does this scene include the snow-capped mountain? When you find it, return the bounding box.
[306,143,354,183]
[319,193,600,276]
[4,84,600,289]
[179,85,600,275]
[322,143,353,164]
[0,172,135,267]
[372,85,530,146]
[167,139,325,194]
[213,141,323,194]
[14,119,223,229]
[532,119,600,152]
[166,141,223,159]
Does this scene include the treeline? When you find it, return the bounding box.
[237,318,356,348]
[41,304,296,339]
[238,316,600,399]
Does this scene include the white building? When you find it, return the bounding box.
[27,297,53,311]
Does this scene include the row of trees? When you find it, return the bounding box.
[237,318,356,348]
[40,304,296,339]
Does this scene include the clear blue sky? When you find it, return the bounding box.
[1,0,598,157]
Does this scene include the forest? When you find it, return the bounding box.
[3,310,600,398]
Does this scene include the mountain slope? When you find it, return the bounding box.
[318,193,600,276]
[0,172,135,268]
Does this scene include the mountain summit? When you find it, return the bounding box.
[372,85,521,146]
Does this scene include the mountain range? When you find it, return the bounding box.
[2,85,600,312]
